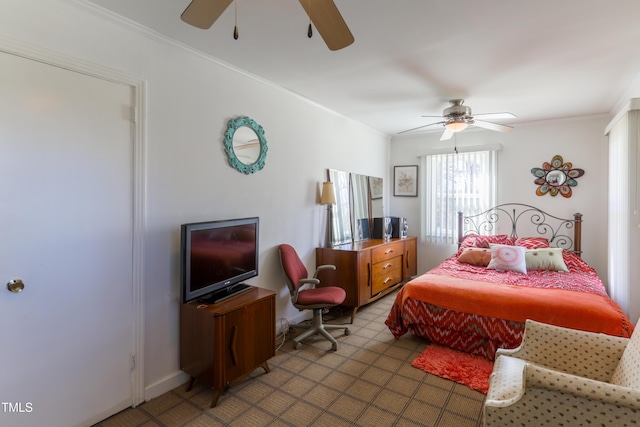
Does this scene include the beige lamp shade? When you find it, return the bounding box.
[320,182,336,205]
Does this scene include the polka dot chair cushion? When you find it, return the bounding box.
[612,319,640,389]
[485,319,640,426]
[496,319,629,381]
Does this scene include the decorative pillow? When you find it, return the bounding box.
[475,234,516,248]
[515,237,550,249]
[487,244,527,274]
[459,234,480,249]
[525,248,569,272]
[457,247,491,267]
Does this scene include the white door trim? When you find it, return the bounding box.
[0,36,147,407]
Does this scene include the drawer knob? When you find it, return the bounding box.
[383,263,392,269]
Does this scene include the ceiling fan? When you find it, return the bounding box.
[399,99,517,140]
[180,0,354,51]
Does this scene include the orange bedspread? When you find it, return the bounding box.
[403,273,633,338]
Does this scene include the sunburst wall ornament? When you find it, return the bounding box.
[531,155,584,198]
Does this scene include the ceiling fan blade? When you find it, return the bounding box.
[472,112,517,120]
[397,121,445,135]
[298,0,354,51]
[181,0,233,29]
[473,120,514,132]
[440,128,454,141]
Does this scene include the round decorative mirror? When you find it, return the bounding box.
[531,154,584,198]
[224,116,268,174]
[545,170,567,186]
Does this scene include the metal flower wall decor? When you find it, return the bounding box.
[531,155,584,198]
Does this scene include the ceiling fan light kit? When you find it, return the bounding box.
[445,119,468,132]
[181,0,354,51]
[399,99,517,140]
[442,99,472,117]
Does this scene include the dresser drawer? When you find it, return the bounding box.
[371,262,402,295]
[372,256,402,278]
[371,241,404,264]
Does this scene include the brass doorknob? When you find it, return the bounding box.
[7,279,24,293]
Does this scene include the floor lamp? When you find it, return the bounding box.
[321,182,336,247]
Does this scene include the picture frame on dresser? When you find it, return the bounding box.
[394,165,418,197]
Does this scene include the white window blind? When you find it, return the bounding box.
[607,113,631,315]
[421,148,498,243]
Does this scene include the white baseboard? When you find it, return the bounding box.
[144,370,190,401]
[145,313,310,402]
[78,397,130,427]
[289,311,311,325]
[276,312,311,335]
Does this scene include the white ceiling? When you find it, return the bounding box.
[85,0,640,136]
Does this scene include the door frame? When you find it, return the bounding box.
[0,36,147,407]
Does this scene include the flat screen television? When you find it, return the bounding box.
[180,217,259,304]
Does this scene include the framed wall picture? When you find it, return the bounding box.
[394,165,418,197]
[369,176,383,199]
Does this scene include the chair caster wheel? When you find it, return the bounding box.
[294,342,302,350]
[344,328,351,336]
[331,343,338,351]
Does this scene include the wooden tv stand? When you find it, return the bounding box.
[179,286,276,407]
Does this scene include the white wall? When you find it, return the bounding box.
[0,0,389,401]
[613,73,640,114]
[389,115,610,282]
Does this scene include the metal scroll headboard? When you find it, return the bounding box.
[457,203,582,257]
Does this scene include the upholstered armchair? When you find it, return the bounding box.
[484,319,639,426]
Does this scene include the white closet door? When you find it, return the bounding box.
[0,51,134,426]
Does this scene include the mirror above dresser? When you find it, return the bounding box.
[326,169,384,246]
[321,169,416,322]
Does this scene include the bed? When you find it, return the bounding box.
[385,203,634,360]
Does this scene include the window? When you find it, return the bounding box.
[606,111,634,315]
[421,146,499,243]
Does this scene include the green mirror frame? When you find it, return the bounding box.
[224,116,268,174]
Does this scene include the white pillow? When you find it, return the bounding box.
[487,244,527,274]
[525,248,569,272]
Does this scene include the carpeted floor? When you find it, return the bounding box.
[95,289,485,427]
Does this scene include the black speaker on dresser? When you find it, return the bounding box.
[389,217,408,239]
[373,217,392,240]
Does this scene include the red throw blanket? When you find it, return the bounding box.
[386,252,634,359]
[401,273,633,338]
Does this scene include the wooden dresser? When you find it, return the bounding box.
[316,237,417,322]
[180,286,275,407]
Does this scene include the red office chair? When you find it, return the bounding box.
[278,244,350,350]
